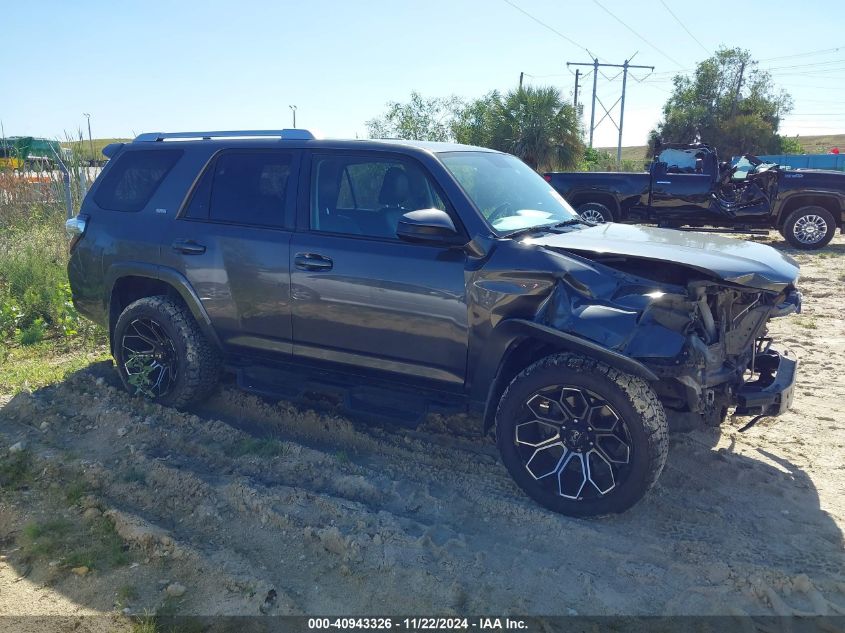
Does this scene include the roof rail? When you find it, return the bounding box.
[133,129,316,142]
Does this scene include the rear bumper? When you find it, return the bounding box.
[735,350,797,417]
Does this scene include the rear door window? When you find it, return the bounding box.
[94,149,182,212]
[184,151,295,227]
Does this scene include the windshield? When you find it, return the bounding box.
[439,151,578,234]
[732,155,778,180]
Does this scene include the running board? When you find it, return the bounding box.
[674,227,770,235]
[235,364,464,428]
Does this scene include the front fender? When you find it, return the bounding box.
[472,318,659,433]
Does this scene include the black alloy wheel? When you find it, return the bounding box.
[120,317,178,398]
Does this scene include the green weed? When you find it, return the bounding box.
[0,449,34,488]
[117,583,139,604]
[19,514,130,571]
[64,476,90,506]
[20,518,74,559]
[226,436,289,459]
[16,317,47,345]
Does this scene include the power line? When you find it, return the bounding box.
[522,72,570,79]
[567,56,655,159]
[768,69,845,77]
[591,0,684,68]
[777,82,845,89]
[762,58,845,72]
[501,0,592,57]
[657,0,709,55]
[759,46,844,62]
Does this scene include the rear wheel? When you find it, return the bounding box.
[783,206,836,249]
[495,353,668,516]
[113,295,221,408]
[576,202,614,224]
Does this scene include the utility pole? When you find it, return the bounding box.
[567,57,654,159]
[589,58,598,148]
[617,60,629,165]
[82,113,93,164]
[289,105,297,128]
[730,61,746,117]
[573,69,580,107]
[519,72,524,89]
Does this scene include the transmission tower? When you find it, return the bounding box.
[567,56,654,163]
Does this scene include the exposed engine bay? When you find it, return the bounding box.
[528,236,801,426]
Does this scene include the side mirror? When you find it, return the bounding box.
[652,161,668,177]
[396,209,464,245]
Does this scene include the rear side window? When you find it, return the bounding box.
[211,151,292,226]
[94,149,182,212]
[184,151,294,227]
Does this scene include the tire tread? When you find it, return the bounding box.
[114,295,221,408]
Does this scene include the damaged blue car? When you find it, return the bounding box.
[66,133,801,516]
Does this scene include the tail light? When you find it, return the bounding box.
[65,214,89,252]
[543,174,552,182]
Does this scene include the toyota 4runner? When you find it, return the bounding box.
[66,130,801,516]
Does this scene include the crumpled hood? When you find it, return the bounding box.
[527,223,799,291]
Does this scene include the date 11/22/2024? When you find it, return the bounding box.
[307,618,528,630]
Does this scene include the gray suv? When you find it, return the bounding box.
[66,129,801,516]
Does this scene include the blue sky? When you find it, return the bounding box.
[3,0,845,149]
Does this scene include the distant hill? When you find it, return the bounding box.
[62,138,131,159]
[598,133,845,162]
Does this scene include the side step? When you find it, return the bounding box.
[235,364,465,428]
[675,227,770,235]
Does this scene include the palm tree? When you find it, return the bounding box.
[500,86,583,170]
[454,86,584,171]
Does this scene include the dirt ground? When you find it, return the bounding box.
[1,233,844,625]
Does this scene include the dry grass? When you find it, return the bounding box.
[599,133,845,163]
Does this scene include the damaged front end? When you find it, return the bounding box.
[712,155,779,218]
[530,238,801,428]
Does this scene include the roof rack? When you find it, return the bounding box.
[133,129,316,142]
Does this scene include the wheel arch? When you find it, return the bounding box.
[474,319,658,434]
[106,263,222,353]
[776,193,842,228]
[567,193,619,219]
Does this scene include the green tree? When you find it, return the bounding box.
[779,135,804,154]
[366,92,463,142]
[453,86,584,171]
[649,47,793,159]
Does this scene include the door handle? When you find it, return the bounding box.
[172,239,206,255]
[655,180,672,185]
[294,253,333,271]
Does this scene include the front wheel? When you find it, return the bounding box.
[783,206,836,250]
[495,353,668,516]
[113,295,221,408]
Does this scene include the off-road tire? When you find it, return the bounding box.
[113,295,221,408]
[783,206,836,250]
[576,202,614,224]
[495,353,668,516]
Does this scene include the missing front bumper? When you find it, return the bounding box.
[735,350,798,417]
